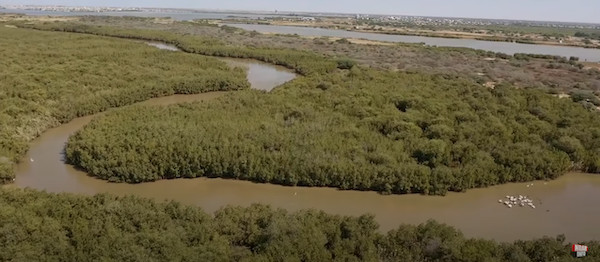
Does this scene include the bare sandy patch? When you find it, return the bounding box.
[483,82,496,89]
[0,14,79,22]
[582,62,600,71]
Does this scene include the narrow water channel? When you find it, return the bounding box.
[146,41,296,92]
[11,42,600,243]
[220,58,296,91]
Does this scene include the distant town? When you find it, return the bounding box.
[357,15,600,30]
[1,5,143,13]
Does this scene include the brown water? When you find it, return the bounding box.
[147,42,296,92]
[11,43,600,242]
[221,58,296,91]
[12,91,600,242]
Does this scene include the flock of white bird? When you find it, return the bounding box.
[499,195,536,208]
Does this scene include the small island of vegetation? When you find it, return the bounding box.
[6,19,597,195]
[65,64,600,195]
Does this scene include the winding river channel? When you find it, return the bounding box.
[11,42,600,243]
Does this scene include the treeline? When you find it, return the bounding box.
[67,67,600,195]
[575,31,600,40]
[0,26,249,183]
[11,21,340,76]
[513,53,581,63]
[0,188,597,261]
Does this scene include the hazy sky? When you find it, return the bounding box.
[3,0,599,23]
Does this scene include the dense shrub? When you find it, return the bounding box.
[0,26,249,183]
[570,90,600,106]
[66,68,600,194]
[0,188,597,261]
[13,21,338,76]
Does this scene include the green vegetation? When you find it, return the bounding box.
[0,26,249,183]
[570,90,600,106]
[349,17,600,42]
[67,67,600,194]
[7,21,593,194]
[483,24,600,39]
[12,21,339,76]
[0,188,598,261]
[68,16,600,95]
[4,18,600,193]
[1,16,599,261]
[574,31,600,41]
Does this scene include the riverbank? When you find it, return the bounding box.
[20,19,599,193]
[7,16,600,96]
[9,83,600,241]
[3,188,598,261]
[60,66,600,241]
[15,109,600,242]
[3,16,596,244]
[1,18,327,183]
[147,41,297,91]
[11,90,600,242]
[226,19,600,50]
[0,25,252,183]
[225,23,600,63]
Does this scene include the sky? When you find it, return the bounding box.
[3,0,600,23]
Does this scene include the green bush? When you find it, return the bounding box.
[0,162,13,184]
[336,58,357,69]
[570,90,600,106]
[66,68,600,194]
[0,188,598,261]
[13,21,338,76]
[0,26,249,183]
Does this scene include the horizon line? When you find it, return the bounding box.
[3,4,600,25]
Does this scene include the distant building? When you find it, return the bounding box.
[301,17,315,21]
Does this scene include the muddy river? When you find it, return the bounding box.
[11,43,600,243]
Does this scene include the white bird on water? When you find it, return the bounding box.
[29,158,34,162]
